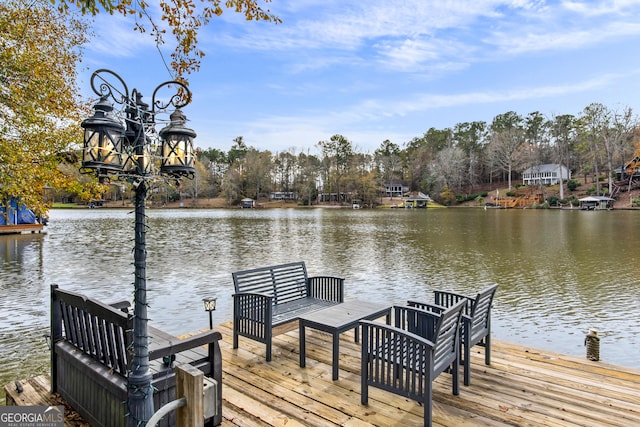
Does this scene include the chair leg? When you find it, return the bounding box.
[266,327,272,362]
[424,380,433,427]
[361,382,368,405]
[485,335,491,366]
[464,341,471,386]
[361,329,369,405]
[452,357,460,396]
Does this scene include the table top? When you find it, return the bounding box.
[298,300,390,330]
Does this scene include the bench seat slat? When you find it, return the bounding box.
[272,298,339,326]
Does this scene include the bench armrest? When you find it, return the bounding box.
[233,291,274,326]
[307,276,344,302]
[232,291,272,300]
[149,329,222,361]
[232,292,273,314]
[108,300,131,313]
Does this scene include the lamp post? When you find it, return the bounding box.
[80,69,196,427]
[203,297,217,329]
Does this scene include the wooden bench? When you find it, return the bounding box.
[232,261,344,361]
[50,284,222,427]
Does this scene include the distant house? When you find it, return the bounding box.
[522,164,571,186]
[318,192,350,203]
[270,191,298,201]
[385,180,409,197]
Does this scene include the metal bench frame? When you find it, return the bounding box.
[232,261,344,361]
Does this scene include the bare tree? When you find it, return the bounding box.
[433,145,467,192]
[549,114,578,200]
[317,134,354,203]
[452,121,488,191]
[244,148,272,200]
[487,112,525,189]
[488,127,525,190]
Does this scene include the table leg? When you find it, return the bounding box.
[332,331,339,380]
[299,320,306,368]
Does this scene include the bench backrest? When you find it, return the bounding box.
[232,262,309,305]
[51,284,132,376]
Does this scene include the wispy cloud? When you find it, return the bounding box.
[225,72,627,149]
[81,0,640,152]
[86,15,157,59]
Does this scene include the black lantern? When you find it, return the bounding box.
[81,96,125,173]
[159,109,196,177]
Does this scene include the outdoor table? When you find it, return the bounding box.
[298,300,391,380]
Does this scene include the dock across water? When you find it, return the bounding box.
[6,320,640,426]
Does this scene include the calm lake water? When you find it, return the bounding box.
[2,207,639,401]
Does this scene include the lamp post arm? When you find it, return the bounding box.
[151,80,192,114]
[90,69,130,106]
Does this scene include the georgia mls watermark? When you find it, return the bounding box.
[0,406,64,427]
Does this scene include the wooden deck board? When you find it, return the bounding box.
[218,321,640,427]
[6,320,640,426]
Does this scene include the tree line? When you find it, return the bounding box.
[176,105,638,206]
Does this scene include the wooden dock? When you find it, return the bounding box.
[0,224,44,234]
[6,321,640,426]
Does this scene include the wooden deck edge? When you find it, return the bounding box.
[0,224,45,234]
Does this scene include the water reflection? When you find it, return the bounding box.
[1,207,639,401]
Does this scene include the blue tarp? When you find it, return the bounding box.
[0,199,38,225]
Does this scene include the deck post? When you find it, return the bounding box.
[176,364,204,427]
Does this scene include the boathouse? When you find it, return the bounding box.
[403,192,432,208]
[578,195,614,210]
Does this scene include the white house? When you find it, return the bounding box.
[521,164,571,186]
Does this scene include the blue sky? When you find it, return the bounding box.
[79,0,640,154]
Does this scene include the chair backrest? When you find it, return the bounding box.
[392,299,465,375]
[468,283,499,342]
[232,262,309,305]
[431,299,466,375]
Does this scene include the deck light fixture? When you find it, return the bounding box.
[203,296,217,329]
[79,68,196,427]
